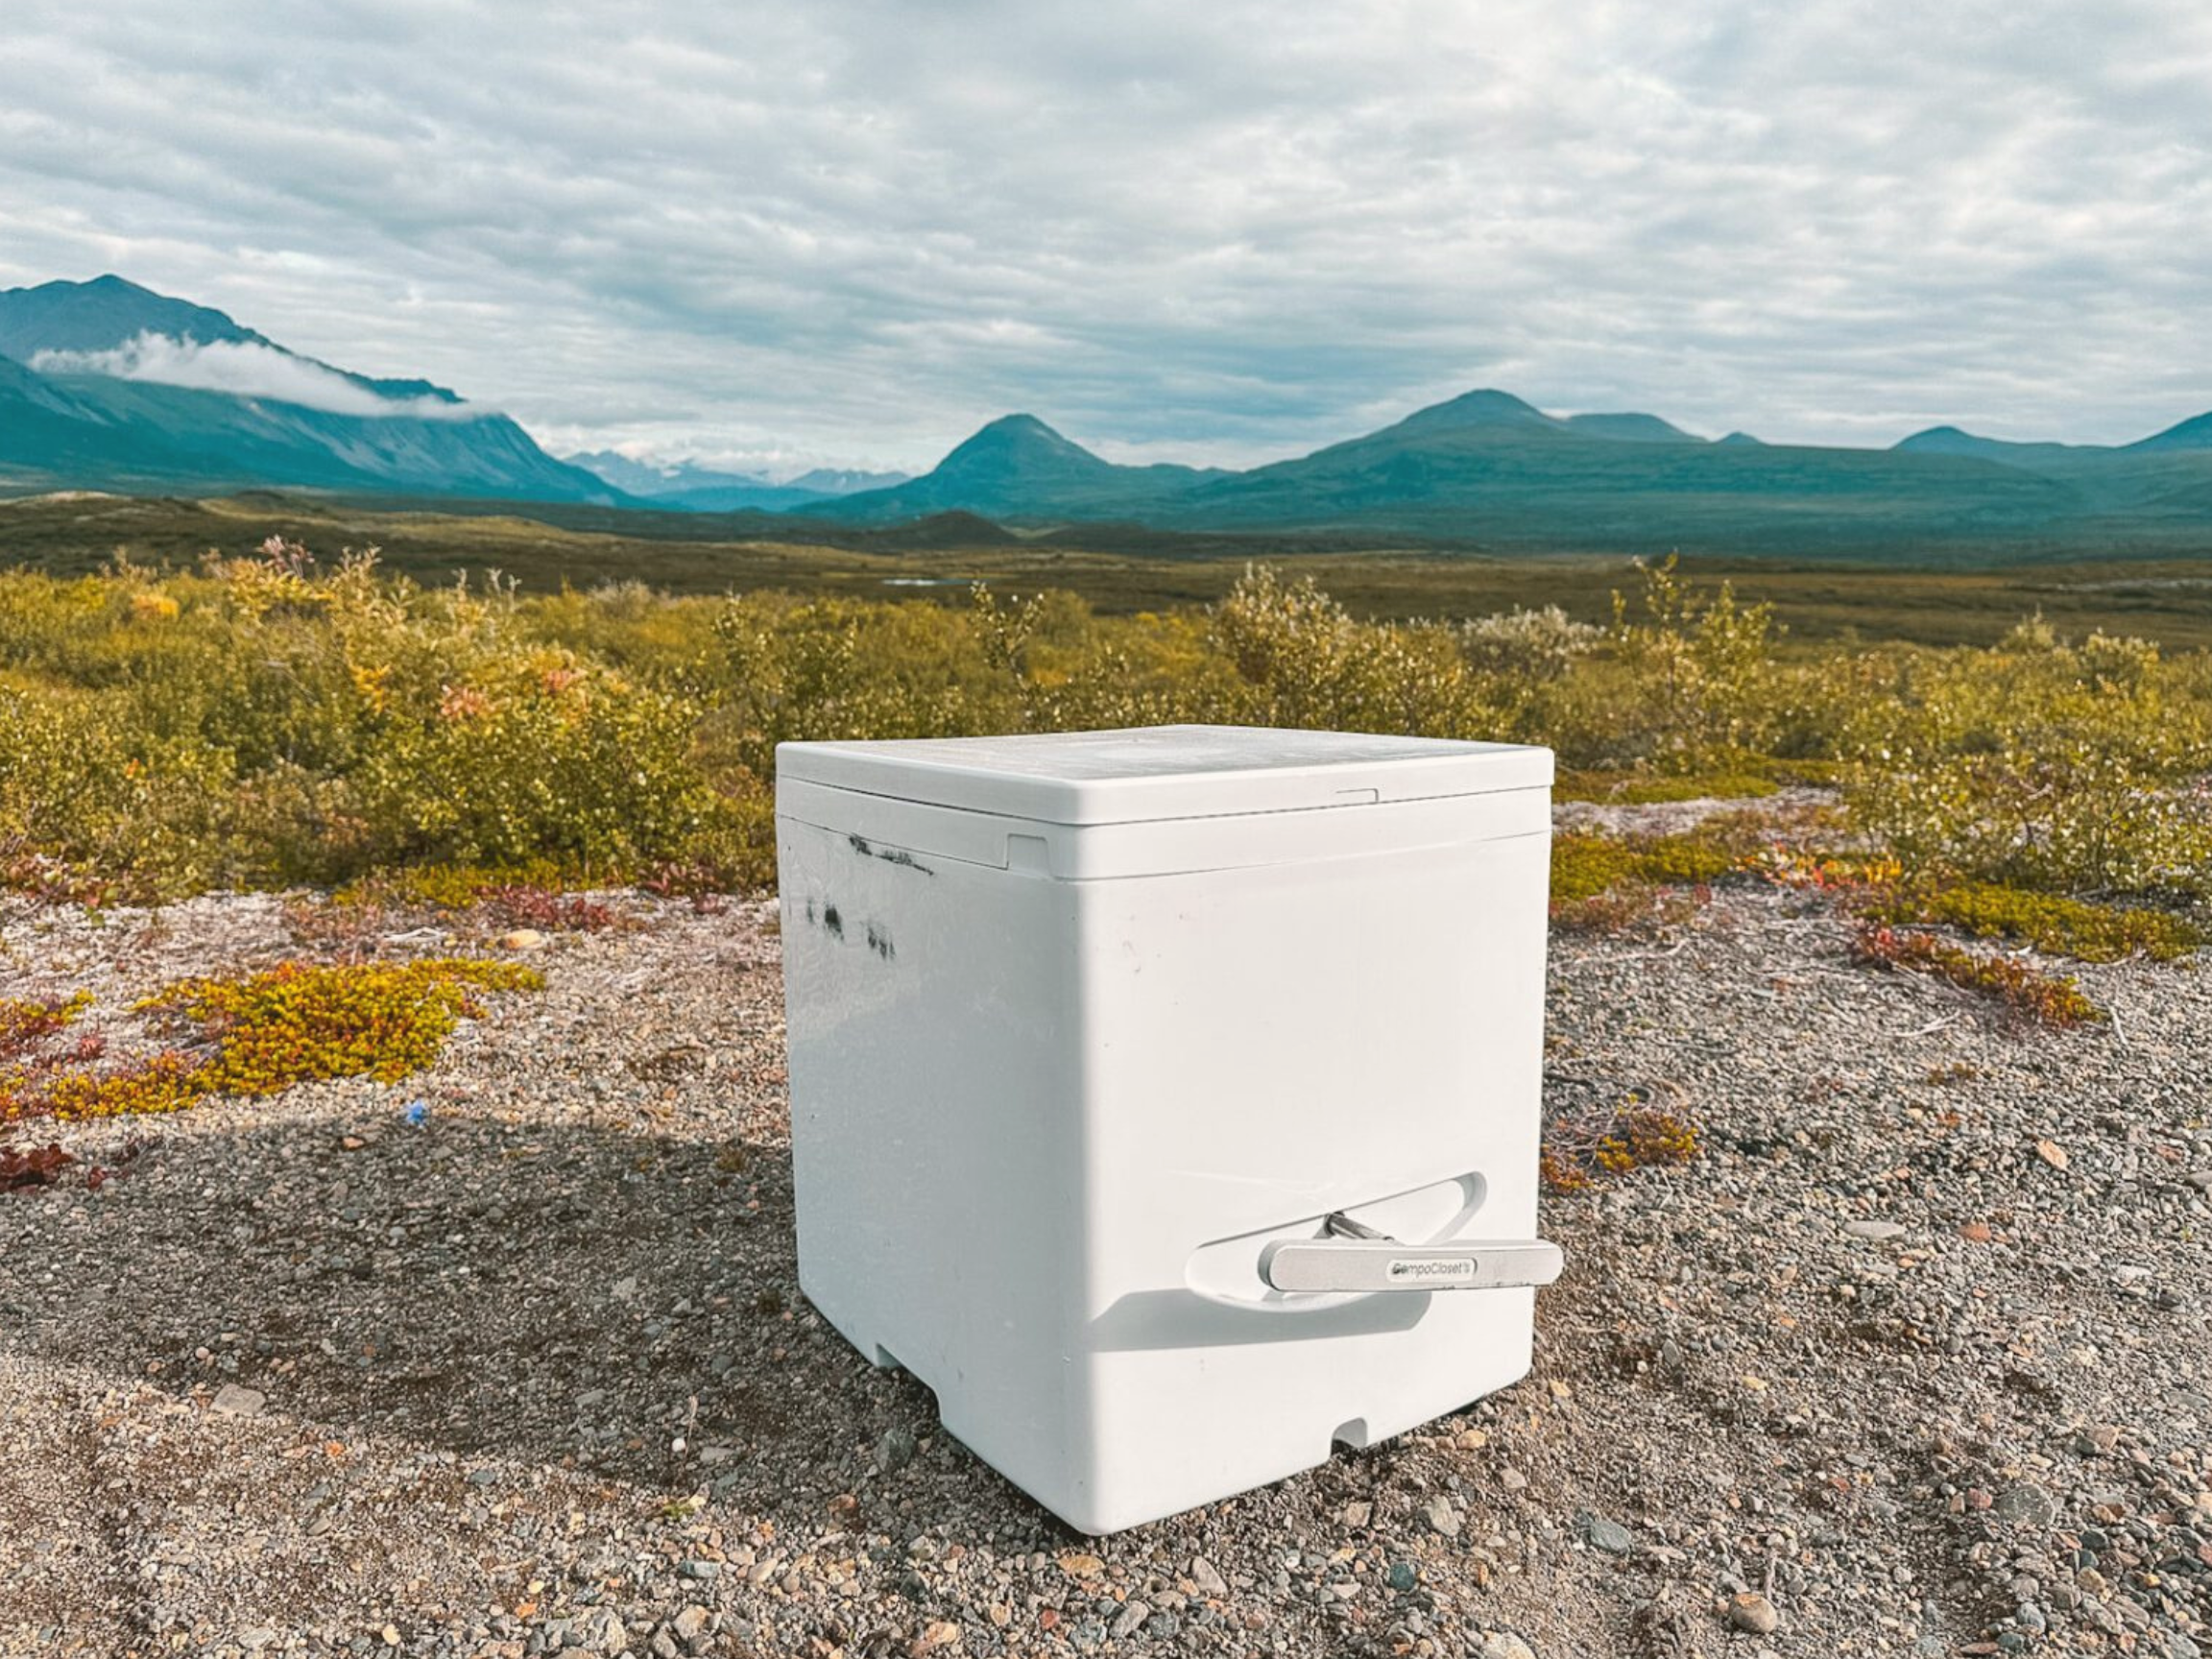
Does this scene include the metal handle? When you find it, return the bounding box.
[1259,1212,1564,1294]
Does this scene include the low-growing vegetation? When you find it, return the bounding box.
[1850,924,2106,1030]
[1866,879,2204,964]
[2,540,2206,989]
[1540,1099,1702,1193]
[0,959,541,1127]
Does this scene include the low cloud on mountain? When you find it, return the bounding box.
[31,333,484,421]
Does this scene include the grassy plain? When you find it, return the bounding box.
[5,489,2212,647]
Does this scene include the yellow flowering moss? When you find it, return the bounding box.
[140,959,543,1094]
[0,991,92,1059]
[37,1052,204,1120]
[6,960,541,1124]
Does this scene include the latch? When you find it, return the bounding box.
[1259,1211,1564,1295]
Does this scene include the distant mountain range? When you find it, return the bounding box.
[7,275,2212,558]
[814,389,2212,555]
[563,449,907,512]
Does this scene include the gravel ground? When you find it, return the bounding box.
[1,833,2207,1659]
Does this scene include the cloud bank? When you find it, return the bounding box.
[31,333,482,420]
[2,2,2209,469]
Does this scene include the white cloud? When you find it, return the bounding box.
[1,1,2209,468]
[30,332,485,420]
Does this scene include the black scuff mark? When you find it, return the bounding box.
[849,831,935,877]
[822,903,844,941]
[865,921,895,960]
[804,897,817,926]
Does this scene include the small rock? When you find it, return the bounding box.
[878,1424,918,1473]
[1342,1499,1372,1527]
[649,1633,679,1659]
[1993,1482,2057,1527]
[912,1622,960,1653]
[1190,1556,1228,1598]
[679,1559,719,1581]
[2034,1140,2070,1171]
[1473,1633,1538,1659]
[1579,1514,1636,1554]
[1424,1495,1461,1539]
[671,1608,709,1642]
[1058,1551,1104,1579]
[500,928,548,950]
[2186,1170,2212,1193]
[1387,1561,1418,1592]
[1111,1601,1150,1639]
[211,1383,266,1417]
[1844,1219,1908,1241]
[1144,1611,1182,1639]
[1726,1591,1780,1635]
[1499,1467,1528,1491]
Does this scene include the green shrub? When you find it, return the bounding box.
[0,545,2208,920]
[1841,635,2212,898]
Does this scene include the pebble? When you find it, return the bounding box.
[1472,1632,1538,1659]
[1424,1495,1461,1539]
[1844,1219,1908,1240]
[211,1383,266,1416]
[878,1423,918,1473]
[1190,1557,1228,1598]
[1992,1483,2057,1527]
[1111,1601,1150,1639]
[1726,1591,1781,1634]
[1579,1514,1636,1555]
[575,1609,626,1654]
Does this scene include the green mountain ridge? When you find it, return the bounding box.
[0,277,607,501]
[7,276,2212,560]
[824,414,1231,521]
[798,393,2212,556]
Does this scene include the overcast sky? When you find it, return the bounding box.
[4,1,2210,474]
